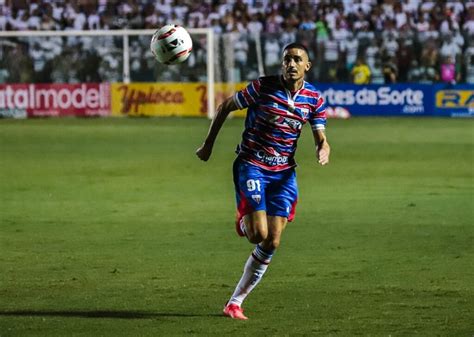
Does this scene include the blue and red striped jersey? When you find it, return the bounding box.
[233,75,327,171]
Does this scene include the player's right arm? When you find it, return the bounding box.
[196,96,238,161]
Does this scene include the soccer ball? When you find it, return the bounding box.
[150,25,193,65]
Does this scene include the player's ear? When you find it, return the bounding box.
[305,61,312,72]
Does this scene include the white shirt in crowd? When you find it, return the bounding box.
[323,38,339,62]
[383,37,399,57]
[440,40,462,59]
[264,38,280,66]
[463,20,474,36]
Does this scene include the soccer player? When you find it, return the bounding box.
[196,43,330,320]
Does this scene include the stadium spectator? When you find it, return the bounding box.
[370,58,385,84]
[264,8,283,34]
[415,13,430,35]
[351,57,371,84]
[209,18,223,34]
[232,32,249,81]
[381,32,399,59]
[418,57,439,84]
[264,35,280,75]
[143,4,160,29]
[331,18,350,51]
[364,38,381,70]
[381,19,399,41]
[314,14,329,44]
[397,39,415,82]
[463,6,474,36]
[368,3,385,33]
[280,22,297,48]
[464,39,474,69]
[247,13,263,35]
[446,0,466,18]
[407,59,422,83]
[355,23,375,50]
[298,13,316,31]
[382,56,398,83]
[394,2,409,29]
[439,11,460,36]
[465,54,474,84]
[320,30,340,82]
[439,55,461,84]
[439,33,463,61]
[344,31,359,66]
[28,8,41,30]
[0,6,6,30]
[154,0,172,19]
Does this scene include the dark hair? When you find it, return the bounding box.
[283,42,310,59]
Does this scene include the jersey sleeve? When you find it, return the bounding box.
[233,78,262,109]
[309,94,327,131]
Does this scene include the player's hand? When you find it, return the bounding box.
[196,142,213,161]
[317,141,330,166]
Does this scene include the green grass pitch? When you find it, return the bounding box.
[0,117,473,336]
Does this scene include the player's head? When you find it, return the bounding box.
[282,43,311,82]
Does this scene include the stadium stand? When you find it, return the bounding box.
[0,0,473,84]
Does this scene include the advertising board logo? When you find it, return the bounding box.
[0,83,110,117]
[436,90,474,109]
[116,85,184,114]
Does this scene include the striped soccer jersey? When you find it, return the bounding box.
[233,75,327,171]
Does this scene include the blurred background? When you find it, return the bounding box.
[0,0,472,84]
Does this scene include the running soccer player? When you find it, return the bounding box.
[196,43,330,320]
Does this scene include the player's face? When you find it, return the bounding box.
[282,48,311,82]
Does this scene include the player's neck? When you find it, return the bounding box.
[282,77,304,93]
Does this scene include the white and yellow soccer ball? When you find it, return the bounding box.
[150,25,193,65]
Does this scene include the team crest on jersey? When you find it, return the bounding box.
[251,194,261,204]
[300,107,309,118]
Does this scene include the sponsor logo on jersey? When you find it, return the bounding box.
[271,115,302,130]
[256,150,289,166]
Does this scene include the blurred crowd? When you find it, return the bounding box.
[0,0,473,84]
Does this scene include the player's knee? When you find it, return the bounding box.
[260,236,280,251]
[247,227,268,244]
[269,237,281,250]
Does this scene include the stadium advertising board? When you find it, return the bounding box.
[0,83,110,118]
[316,84,473,117]
[317,84,431,116]
[111,82,471,118]
[110,82,246,117]
[1,83,471,118]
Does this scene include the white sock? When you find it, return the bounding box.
[228,244,274,306]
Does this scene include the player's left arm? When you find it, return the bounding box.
[313,129,330,166]
[311,94,330,166]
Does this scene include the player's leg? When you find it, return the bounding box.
[224,214,289,320]
[226,161,271,319]
[233,159,269,242]
[229,166,298,310]
[260,215,288,251]
[241,210,268,244]
[224,209,271,320]
[224,164,297,319]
